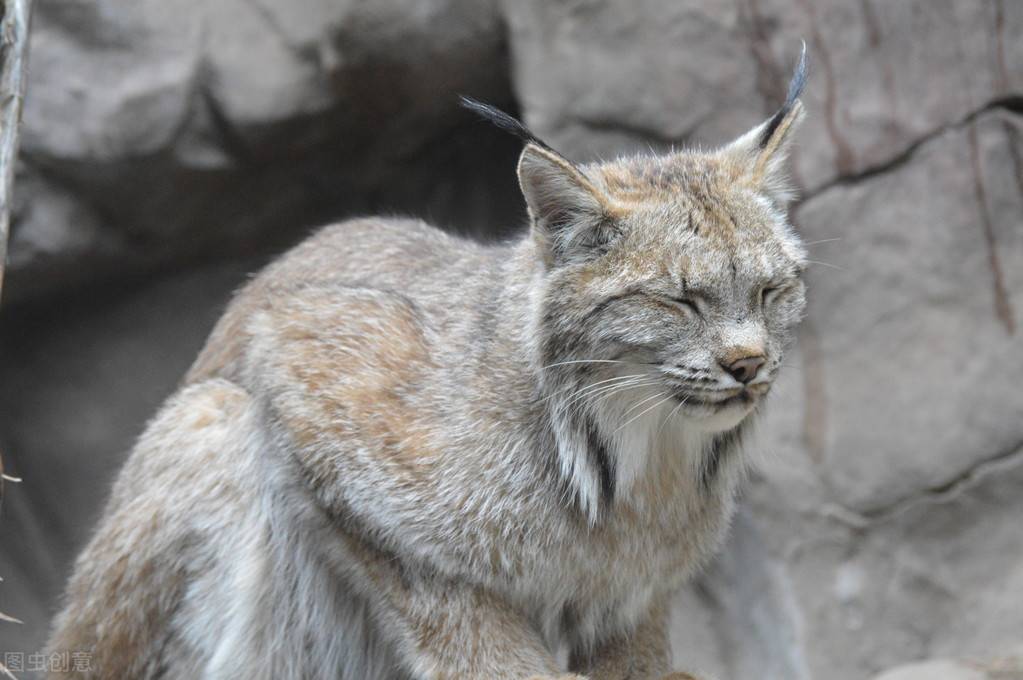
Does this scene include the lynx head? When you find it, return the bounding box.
[464,48,808,438]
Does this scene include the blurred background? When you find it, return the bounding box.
[1,1,1021,678]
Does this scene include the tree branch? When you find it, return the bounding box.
[0,0,32,303]
[0,2,32,664]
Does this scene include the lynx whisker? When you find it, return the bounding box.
[541,359,639,370]
[614,389,671,422]
[551,379,646,420]
[555,377,660,419]
[578,379,662,412]
[805,259,844,271]
[550,381,646,420]
[543,373,647,404]
[612,394,676,435]
[656,397,688,439]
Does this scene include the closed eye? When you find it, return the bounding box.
[638,293,702,319]
[759,282,795,307]
[670,297,701,315]
[759,287,779,305]
[658,295,703,318]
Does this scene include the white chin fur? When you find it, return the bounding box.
[685,400,755,433]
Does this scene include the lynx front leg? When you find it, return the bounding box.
[374,573,579,680]
[568,604,707,680]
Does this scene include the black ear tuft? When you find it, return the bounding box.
[758,42,808,149]
[459,96,558,154]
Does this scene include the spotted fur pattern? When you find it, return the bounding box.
[47,51,809,680]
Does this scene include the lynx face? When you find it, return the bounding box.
[503,69,808,435]
[540,155,808,433]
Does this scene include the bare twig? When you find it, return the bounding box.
[0,3,32,666]
[1,0,33,303]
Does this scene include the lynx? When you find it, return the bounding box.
[47,48,809,679]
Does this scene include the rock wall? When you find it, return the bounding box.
[1,1,1020,678]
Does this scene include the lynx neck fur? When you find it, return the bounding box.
[47,49,810,680]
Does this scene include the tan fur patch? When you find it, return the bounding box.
[255,287,441,484]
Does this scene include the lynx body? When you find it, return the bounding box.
[48,52,810,680]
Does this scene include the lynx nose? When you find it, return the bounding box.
[722,355,765,384]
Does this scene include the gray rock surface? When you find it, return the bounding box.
[792,110,1023,512]
[872,653,1023,680]
[874,660,988,680]
[8,0,522,303]
[2,1,1020,678]
[503,0,1023,192]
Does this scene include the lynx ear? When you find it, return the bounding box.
[460,96,614,264]
[723,43,808,204]
[517,143,613,262]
